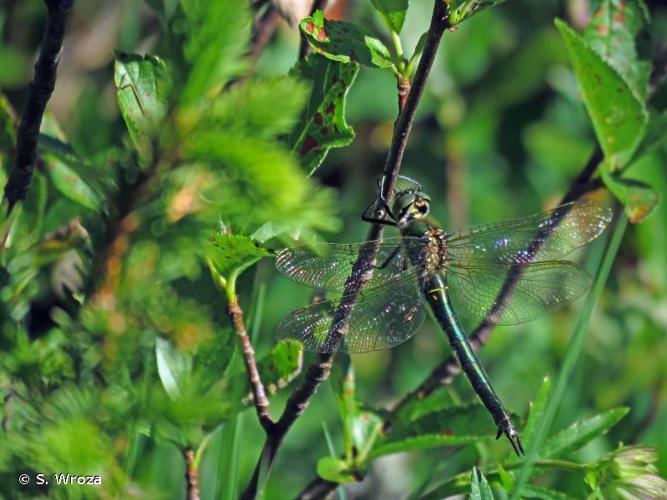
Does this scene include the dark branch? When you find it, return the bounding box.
[240,1,450,498]
[3,0,73,212]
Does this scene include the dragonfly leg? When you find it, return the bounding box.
[376,246,403,270]
[361,196,398,226]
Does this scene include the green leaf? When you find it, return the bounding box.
[449,0,500,25]
[394,387,455,424]
[522,377,551,450]
[316,456,358,484]
[601,170,658,223]
[40,147,101,212]
[331,359,383,462]
[368,404,494,460]
[156,337,192,399]
[207,234,271,278]
[114,53,171,162]
[520,485,574,500]
[289,55,358,175]
[180,0,250,103]
[256,339,303,397]
[223,339,303,412]
[542,407,629,458]
[584,0,651,101]
[300,11,394,69]
[370,0,409,34]
[555,19,648,169]
[206,77,311,139]
[470,467,495,500]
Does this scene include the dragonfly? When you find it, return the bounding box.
[274,183,612,455]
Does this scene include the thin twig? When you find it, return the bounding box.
[227,293,274,433]
[3,0,73,212]
[240,2,450,498]
[250,5,282,60]
[299,0,329,60]
[184,448,200,500]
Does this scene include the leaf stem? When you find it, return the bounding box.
[241,1,451,498]
[2,0,73,212]
[184,448,201,500]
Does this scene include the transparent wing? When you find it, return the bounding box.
[445,201,612,266]
[275,238,423,292]
[446,261,591,330]
[276,271,425,353]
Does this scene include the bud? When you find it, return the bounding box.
[586,445,667,499]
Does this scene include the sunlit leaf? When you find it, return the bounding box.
[316,456,358,484]
[370,0,409,34]
[522,377,551,449]
[207,233,271,278]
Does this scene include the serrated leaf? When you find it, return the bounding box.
[584,0,651,101]
[601,171,658,223]
[207,77,311,139]
[370,0,409,34]
[156,337,192,399]
[542,407,629,458]
[300,11,394,69]
[180,0,250,103]
[289,55,358,175]
[208,234,271,278]
[317,456,357,484]
[522,377,551,449]
[368,404,494,460]
[471,467,495,500]
[114,53,171,162]
[520,485,574,500]
[556,19,648,169]
[395,387,455,424]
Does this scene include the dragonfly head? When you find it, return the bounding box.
[394,189,431,227]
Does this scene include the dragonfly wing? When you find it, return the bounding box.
[275,238,416,292]
[446,261,591,329]
[446,201,612,265]
[276,271,425,353]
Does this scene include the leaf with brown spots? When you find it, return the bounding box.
[602,168,658,223]
[299,10,394,70]
[584,0,651,101]
[556,20,648,169]
[289,55,358,175]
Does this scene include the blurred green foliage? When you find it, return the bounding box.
[1,0,666,499]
